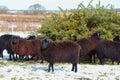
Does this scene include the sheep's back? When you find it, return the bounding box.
[42,41,81,63]
[76,37,100,56]
[12,39,41,56]
[96,40,120,59]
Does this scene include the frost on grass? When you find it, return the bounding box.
[0,61,120,80]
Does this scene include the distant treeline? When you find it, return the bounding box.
[0,3,54,15]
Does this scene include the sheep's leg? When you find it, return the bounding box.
[40,59,44,63]
[40,56,44,63]
[51,63,54,72]
[72,63,77,72]
[0,52,3,58]
[30,56,34,60]
[79,57,81,64]
[19,55,24,62]
[71,64,74,71]
[74,63,77,72]
[117,62,119,65]
[1,54,3,58]
[48,64,50,72]
[12,53,15,60]
[99,59,102,64]
[112,60,114,65]
[21,55,24,62]
[18,55,20,60]
[15,54,18,60]
[19,55,21,61]
[48,63,54,72]
[9,53,14,60]
[9,53,12,60]
[117,60,120,65]
[93,52,96,64]
[0,50,3,58]
[25,55,29,61]
[99,58,104,65]
[89,53,92,63]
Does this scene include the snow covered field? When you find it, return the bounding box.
[0,32,120,80]
[0,31,35,38]
[0,60,120,80]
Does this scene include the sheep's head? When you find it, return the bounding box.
[41,38,53,49]
[91,31,100,38]
[113,35,120,42]
[26,35,36,40]
[11,36,21,45]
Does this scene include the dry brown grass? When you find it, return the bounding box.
[0,14,51,22]
[0,13,51,31]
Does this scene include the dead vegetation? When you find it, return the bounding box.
[0,12,52,31]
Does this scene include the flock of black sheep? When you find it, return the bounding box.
[0,32,120,72]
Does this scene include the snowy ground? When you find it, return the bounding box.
[0,32,120,80]
[0,31,32,38]
[0,58,120,80]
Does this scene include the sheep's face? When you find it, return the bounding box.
[11,36,20,45]
[26,35,36,40]
[91,31,100,38]
[113,35,120,42]
[41,39,53,49]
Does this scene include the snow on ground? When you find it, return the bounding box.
[0,59,120,80]
[0,32,120,80]
[0,31,30,38]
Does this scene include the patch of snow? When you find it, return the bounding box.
[0,31,32,38]
[2,50,9,59]
[0,62,120,80]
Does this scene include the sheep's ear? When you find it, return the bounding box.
[91,31,100,38]
[96,32,100,37]
[119,35,120,40]
[46,39,53,43]
[41,39,53,49]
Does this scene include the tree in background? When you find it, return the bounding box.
[28,3,46,15]
[0,5,8,14]
[37,1,120,41]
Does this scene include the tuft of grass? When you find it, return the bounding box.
[99,72,107,77]
[19,77,24,80]
[7,69,12,72]
[0,60,8,66]
[11,77,17,80]
[115,75,120,80]
[26,77,41,80]
[75,78,91,80]
[7,61,30,66]
[0,74,4,79]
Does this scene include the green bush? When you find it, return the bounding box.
[37,1,120,41]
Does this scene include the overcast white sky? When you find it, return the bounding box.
[0,0,119,10]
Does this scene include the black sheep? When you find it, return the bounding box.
[76,31,101,63]
[26,35,36,40]
[41,39,81,72]
[95,40,120,64]
[113,35,120,42]
[0,34,20,60]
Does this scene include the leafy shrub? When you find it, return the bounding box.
[37,1,120,41]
